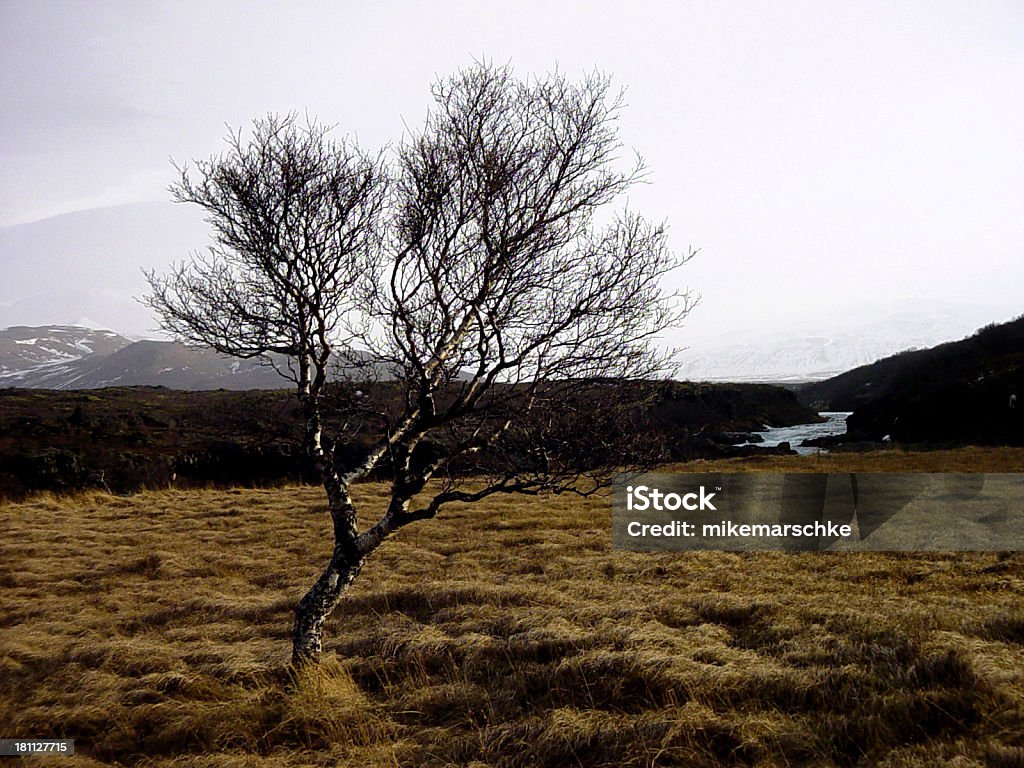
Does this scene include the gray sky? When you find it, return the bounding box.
[2,0,1022,344]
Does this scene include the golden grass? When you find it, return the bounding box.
[1,448,1022,766]
[669,445,1024,473]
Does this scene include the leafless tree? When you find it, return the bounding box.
[146,64,695,666]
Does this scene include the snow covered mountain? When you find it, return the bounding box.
[0,326,300,390]
[677,302,1022,382]
[0,338,294,390]
[5,297,1020,389]
[0,325,387,390]
[678,330,934,383]
[0,325,133,376]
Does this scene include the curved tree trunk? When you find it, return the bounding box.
[291,546,364,664]
[290,490,416,664]
[290,367,427,665]
[290,469,366,665]
[291,366,368,665]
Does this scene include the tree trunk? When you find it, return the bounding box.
[290,476,364,665]
[291,546,364,664]
[290,492,416,665]
[291,366,368,665]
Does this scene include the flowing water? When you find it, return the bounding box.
[737,411,852,456]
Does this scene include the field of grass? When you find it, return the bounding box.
[671,445,1024,473]
[2,448,1023,767]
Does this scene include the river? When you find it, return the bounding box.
[736,411,852,456]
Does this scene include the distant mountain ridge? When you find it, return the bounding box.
[678,332,905,383]
[0,325,295,390]
[0,326,132,375]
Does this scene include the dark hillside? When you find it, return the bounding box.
[0,387,306,498]
[0,381,818,498]
[797,315,1024,445]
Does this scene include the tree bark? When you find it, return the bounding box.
[291,544,364,664]
[291,484,417,664]
[290,477,366,665]
[291,369,368,666]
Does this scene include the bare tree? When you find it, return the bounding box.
[146,64,695,666]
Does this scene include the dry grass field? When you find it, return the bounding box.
[2,448,1023,767]
[667,445,1024,474]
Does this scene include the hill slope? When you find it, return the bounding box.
[0,326,395,390]
[797,315,1024,444]
[0,326,321,390]
[4,339,295,390]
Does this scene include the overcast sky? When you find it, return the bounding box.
[1,0,1022,343]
